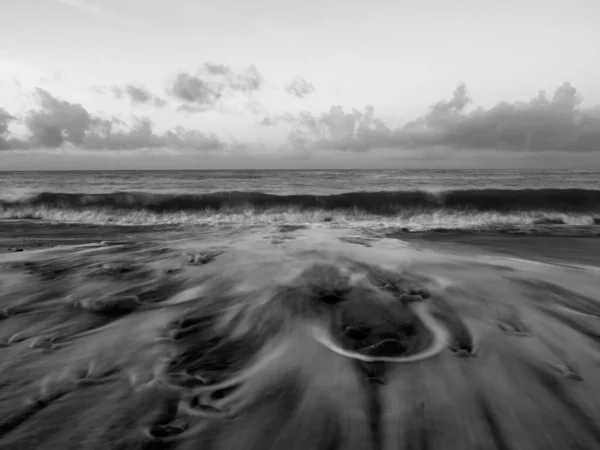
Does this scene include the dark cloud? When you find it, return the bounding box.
[166,63,263,111]
[400,82,600,152]
[285,77,316,98]
[0,107,27,150]
[123,84,166,107]
[168,72,223,108]
[26,88,93,147]
[286,83,600,153]
[1,89,225,152]
[0,138,28,151]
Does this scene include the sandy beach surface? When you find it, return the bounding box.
[398,231,600,267]
[2,220,600,449]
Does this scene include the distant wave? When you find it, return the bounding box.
[2,188,600,215]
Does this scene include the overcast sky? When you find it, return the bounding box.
[1,0,600,169]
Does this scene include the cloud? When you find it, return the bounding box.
[166,63,263,111]
[123,84,166,107]
[81,117,164,150]
[163,127,226,152]
[227,65,263,92]
[0,108,27,150]
[203,63,231,76]
[80,116,226,152]
[285,106,393,152]
[285,83,600,153]
[285,77,316,98]
[95,84,166,108]
[258,116,277,127]
[2,89,225,151]
[168,72,223,109]
[26,88,93,147]
[6,82,600,157]
[84,115,226,152]
[93,63,263,113]
[110,86,124,99]
[90,85,108,95]
[82,116,226,151]
[0,108,16,136]
[398,82,600,152]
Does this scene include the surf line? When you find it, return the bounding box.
[306,301,451,363]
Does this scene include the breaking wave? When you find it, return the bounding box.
[3,188,600,213]
[1,189,600,230]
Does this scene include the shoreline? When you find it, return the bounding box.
[3,219,600,266]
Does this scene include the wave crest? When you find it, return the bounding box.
[3,188,600,214]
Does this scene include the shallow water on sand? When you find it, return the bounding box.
[1,224,600,449]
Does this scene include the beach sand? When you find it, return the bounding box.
[1,220,600,449]
[398,231,600,267]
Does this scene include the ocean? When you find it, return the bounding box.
[1,169,600,232]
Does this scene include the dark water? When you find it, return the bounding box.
[0,169,599,230]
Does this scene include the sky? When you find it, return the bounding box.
[1,0,600,169]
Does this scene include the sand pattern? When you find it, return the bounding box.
[1,224,600,449]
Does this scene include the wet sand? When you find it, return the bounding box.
[2,221,600,449]
[398,231,600,267]
[3,221,600,266]
[0,220,168,253]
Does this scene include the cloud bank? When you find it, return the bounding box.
[2,76,600,157]
[2,88,225,151]
[285,83,600,153]
[400,82,600,153]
